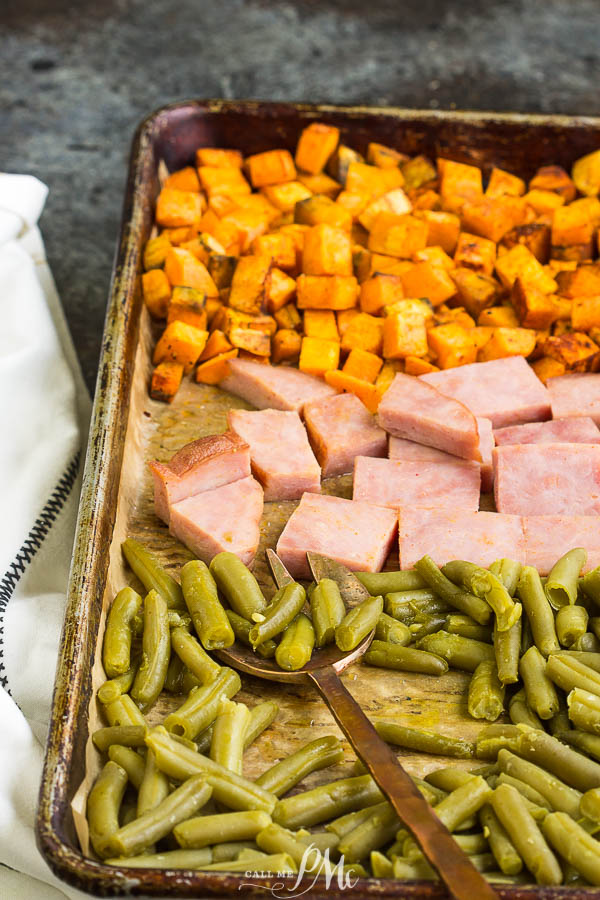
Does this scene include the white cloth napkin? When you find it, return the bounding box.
[0,174,93,899]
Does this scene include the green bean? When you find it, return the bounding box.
[196,853,297,873]
[556,605,589,648]
[406,832,489,860]
[551,649,600,673]
[310,579,346,647]
[356,570,425,594]
[572,632,600,652]
[424,768,475,793]
[130,590,170,712]
[209,552,267,620]
[137,749,169,817]
[164,654,186,694]
[479,804,522,876]
[105,848,213,869]
[105,775,212,858]
[174,809,272,849]
[447,614,492,643]
[181,669,201,694]
[567,687,600,734]
[475,724,525,761]
[363,641,448,676]
[518,729,600,793]
[87,761,128,858]
[256,823,324,872]
[296,830,340,857]
[547,653,600,696]
[497,749,582,817]
[581,565,600,605]
[335,594,382,652]
[409,613,447,641]
[210,699,250,775]
[372,720,474,758]
[145,726,277,812]
[167,610,192,629]
[416,631,495,672]
[490,784,562,885]
[416,556,491,624]
[545,548,587,610]
[516,566,560,657]
[370,850,394,877]
[508,688,544,731]
[558,728,600,761]
[392,856,435,879]
[244,701,279,749]
[489,559,522,597]
[236,848,268,862]
[97,660,139,705]
[337,802,399,862]
[275,614,315,671]
[93,725,148,753]
[385,590,448,624]
[374,613,411,645]
[468,660,505,722]
[225,610,277,659]
[121,538,185,610]
[255,735,344,797]
[495,773,551,810]
[104,694,147,728]
[520,615,533,655]
[164,667,241,740]
[520,646,559,720]
[581,788,600,822]
[543,811,600,885]
[493,617,521,685]
[170,626,221,685]
[273,775,383,829]
[443,560,521,632]
[324,804,383,838]
[107,745,145,790]
[547,694,571,736]
[590,616,600,640]
[103,587,143,678]
[180,560,234,650]
[250,582,306,648]
[211,841,260,862]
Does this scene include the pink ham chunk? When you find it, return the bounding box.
[523,515,600,575]
[421,356,551,428]
[353,456,480,511]
[377,372,481,461]
[220,357,337,413]
[494,416,600,446]
[169,475,263,566]
[494,443,600,516]
[388,437,452,462]
[477,417,494,493]
[227,408,321,500]
[303,393,387,477]
[276,493,397,579]
[398,507,525,569]
[547,373,600,426]
[149,432,251,525]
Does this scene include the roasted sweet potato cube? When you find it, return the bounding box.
[252,233,296,271]
[461,197,522,243]
[353,245,373,282]
[208,254,237,289]
[261,180,312,212]
[543,331,599,367]
[438,159,483,212]
[380,168,406,192]
[324,369,382,413]
[229,327,271,356]
[367,254,413,278]
[274,303,302,331]
[511,278,558,330]
[495,244,557,294]
[450,267,499,318]
[297,173,342,199]
[530,165,576,203]
[485,167,526,198]
[326,144,364,184]
[413,246,455,270]
[376,360,403,390]
[336,190,372,222]
[404,356,439,375]
[434,305,475,328]
[416,210,461,254]
[150,361,184,403]
[195,148,243,168]
[164,166,201,193]
[272,328,302,364]
[296,274,359,310]
[411,189,441,211]
[360,274,403,315]
[143,234,171,271]
[531,355,566,384]
[303,224,353,276]
[295,195,351,230]
[523,189,565,217]
[198,329,232,362]
[477,306,519,328]
[336,308,361,336]
[227,254,272,315]
[299,336,340,376]
[399,261,456,307]
[367,213,428,258]
[180,232,226,266]
[342,348,383,383]
[221,206,271,253]
[572,149,600,197]
[303,309,339,341]
[295,123,340,174]
[205,298,222,326]
[471,326,494,352]
[344,162,388,198]
[246,149,296,188]
[160,225,196,246]
[367,143,407,169]
[198,166,251,198]
[195,349,239,384]
[383,309,427,359]
[142,269,171,319]
[500,223,551,263]
[155,188,204,228]
[341,312,384,355]
[153,321,208,372]
[477,327,536,362]
[427,323,478,368]
[358,188,412,231]
[167,286,207,330]
[401,156,437,190]
[266,268,297,313]
[552,205,594,247]
[547,259,578,274]
[556,264,600,297]
[572,296,600,331]
[453,232,496,276]
[164,248,220,297]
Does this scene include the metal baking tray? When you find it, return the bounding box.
[36,99,600,898]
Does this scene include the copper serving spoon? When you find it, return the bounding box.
[214,549,497,900]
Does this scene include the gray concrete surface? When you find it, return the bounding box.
[2,0,600,392]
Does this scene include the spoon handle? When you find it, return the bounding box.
[307,665,497,900]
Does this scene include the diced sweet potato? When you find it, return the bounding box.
[303,223,353,276]
[274,303,302,331]
[295,195,351,230]
[342,348,383,383]
[454,232,496,276]
[399,261,457,307]
[336,190,372,222]
[336,307,361,336]
[272,329,302,363]
[262,180,312,212]
[368,213,428,258]
[556,264,600,298]
[142,268,171,319]
[471,326,494,352]
[251,233,296,271]
[511,278,558,329]
[531,355,566,384]
[229,327,271,356]
[530,165,576,203]
[208,255,237,290]
[500,223,551,263]
[477,327,536,362]
[164,166,201,193]
[345,162,388,198]
[495,244,557,294]
[376,360,403,389]
[198,330,232,362]
[198,166,251,198]
[553,242,595,263]
[572,296,600,331]
[221,205,272,253]
[195,148,243,168]
[367,142,407,169]
[438,158,483,212]
[434,305,476,329]
[299,336,340,375]
[543,331,599,367]
[427,323,478,368]
[228,254,272,315]
[153,321,208,372]
[402,155,437,190]
[181,233,225,266]
[383,310,428,359]
[155,188,204,228]
[413,246,455,270]
[358,188,412,231]
[195,349,239,383]
[266,268,297,313]
[352,245,373,282]
[167,286,207,330]
[552,204,594,247]
[164,248,220,297]
[303,309,339,341]
[143,234,172,270]
[324,369,382,413]
[572,149,600,197]
[296,274,359,310]
[461,196,522,242]
[485,167,526,198]
[150,361,184,403]
[404,356,439,375]
[297,172,342,199]
[367,254,414,278]
[160,225,196,245]
[410,188,441,211]
[477,306,520,328]
[341,312,384,355]
[295,123,340,174]
[524,189,565,217]
[450,267,499,318]
[326,144,364,184]
[246,149,296,188]
[384,297,434,323]
[360,273,403,315]
[418,210,461,254]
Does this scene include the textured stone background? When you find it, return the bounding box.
[3,0,600,391]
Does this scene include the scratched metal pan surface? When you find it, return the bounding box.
[35,99,600,898]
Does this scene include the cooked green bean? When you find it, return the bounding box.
[370,850,394,877]
[335,594,382,652]
[443,561,521,632]
[325,804,383,838]
[416,631,495,672]
[244,701,279,749]
[547,653,600,695]
[516,566,560,657]
[508,688,544,731]
[356,570,425,594]
[447,614,492,643]
[104,694,147,728]
[497,749,582,817]
[164,667,241,740]
[475,724,524,761]
[405,832,489,861]
[211,841,259,862]
[181,669,201,694]
[275,613,315,671]
[145,726,277,812]
[385,590,448,624]
[590,616,600,640]
[167,610,192,629]
[424,768,475,792]
[137,749,169,817]
[572,632,600,652]
[520,646,559,720]
[255,735,344,797]
[490,784,562,885]
[337,801,399,862]
[556,605,589,648]
[273,775,383,829]
[97,660,139,704]
[416,556,491,624]
[372,720,474,758]
[256,823,324,872]
[493,617,521,685]
[374,612,411,645]
[121,538,185,610]
[551,649,600,673]
[543,811,600,885]
[567,687,600,734]
[547,693,571,736]
[392,856,435,879]
[296,830,340,857]
[250,582,306,648]
[581,566,600,606]
[468,660,505,722]
[581,788,600,822]
[489,559,522,597]
[210,699,250,775]
[174,809,272,849]
[107,745,145,790]
[310,579,346,647]
[106,848,213,869]
[518,729,600,793]
[225,610,277,659]
[170,626,221,685]
[363,640,448,675]
[181,560,234,650]
[520,615,533,654]
[87,761,128,858]
[196,853,297,873]
[479,804,522,876]
[209,552,267,620]
[93,725,148,753]
[558,728,600,761]
[495,773,551,810]
[409,613,447,641]
[545,548,587,610]
[103,587,143,678]
[164,654,186,694]
[130,590,170,712]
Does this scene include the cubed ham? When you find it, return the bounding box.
[353,456,480,511]
[421,356,551,428]
[149,432,251,525]
[276,493,397,579]
[303,393,387,477]
[494,443,600,516]
[169,475,263,566]
[227,408,321,500]
[220,357,337,413]
[377,372,481,461]
[398,507,525,569]
[494,416,600,446]
[477,417,494,493]
[547,373,600,426]
[523,515,600,575]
